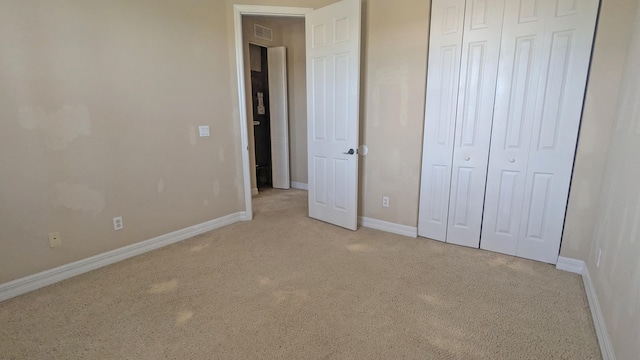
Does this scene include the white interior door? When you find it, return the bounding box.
[306,0,361,230]
[481,0,599,263]
[268,46,291,190]
[446,0,505,247]
[417,0,466,241]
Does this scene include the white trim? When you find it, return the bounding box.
[233,5,312,223]
[358,217,418,238]
[556,257,616,360]
[234,5,313,17]
[252,187,259,196]
[0,212,246,302]
[582,264,616,360]
[556,256,585,274]
[233,5,254,222]
[291,182,308,190]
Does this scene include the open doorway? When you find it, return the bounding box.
[249,44,273,190]
[234,3,362,228]
[240,14,309,201]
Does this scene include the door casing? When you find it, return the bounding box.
[233,5,312,220]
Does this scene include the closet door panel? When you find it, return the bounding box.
[517,0,599,263]
[482,0,598,263]
[480,0,545,255]
[418,0,466,241]
[446,0,505,247]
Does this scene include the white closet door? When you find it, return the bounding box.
[268,46,290,190]
[481,0,599,263]
[418,0,466,241]
[446,0,505,247]
[480,0,546,255]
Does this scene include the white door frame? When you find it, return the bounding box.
[233,5,313,221]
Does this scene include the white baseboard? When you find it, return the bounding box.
[251,188,259,196]
[582,264,616,360]
[556,256,585,274]
[0,211,246,302]
[358,216,418,238]
[556,257,616,360]
[291,182,308,190]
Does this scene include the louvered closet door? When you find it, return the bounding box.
[481,0,599,263]
[445,0,505,247]
[417,0,465,241]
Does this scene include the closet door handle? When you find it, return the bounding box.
[464,156,471,161]
[509,158,515,163]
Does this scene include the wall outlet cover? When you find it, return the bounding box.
[113,216,124,231]
[48,232,62,248]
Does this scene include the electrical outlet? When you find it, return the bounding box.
[597,248,602,268]
[48,232,62,248]
[113,216,124,231]
[382,196,390,208]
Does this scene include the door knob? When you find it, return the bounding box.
[464,156,470,161]
[343,148,355,155]
[509,158,515,163]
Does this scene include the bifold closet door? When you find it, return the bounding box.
[417,0,465,241]
[445,0,505,247]
[480,0,599,263]
[418,0,506,245]
[268,46,291,190]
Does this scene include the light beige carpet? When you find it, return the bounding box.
[0,189,600,359]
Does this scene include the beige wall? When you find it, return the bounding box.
[282,21,308,185]
[587,4,640,358]
[561,0,638,260]
[358,0,430,226]
[562,0,640,358]
[0,0,244,283]
[1,0,433,283]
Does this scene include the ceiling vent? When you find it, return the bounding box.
[254,24,273,41]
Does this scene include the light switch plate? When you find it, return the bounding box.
[199,126,210,137]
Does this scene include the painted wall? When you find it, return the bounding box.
[561,0,638,261]
[1,0,433,283]
[358,0,430,225]
[560,0,640,357]
[582,5,640,358]
[0,0,244,283]
[282,21,308,186]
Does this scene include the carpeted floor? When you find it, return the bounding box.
[0,189,600,359]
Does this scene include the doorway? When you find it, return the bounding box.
[238,12,310,207]
[233,6,312,220]
[233,2,362,229]
[249,44,273,190]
